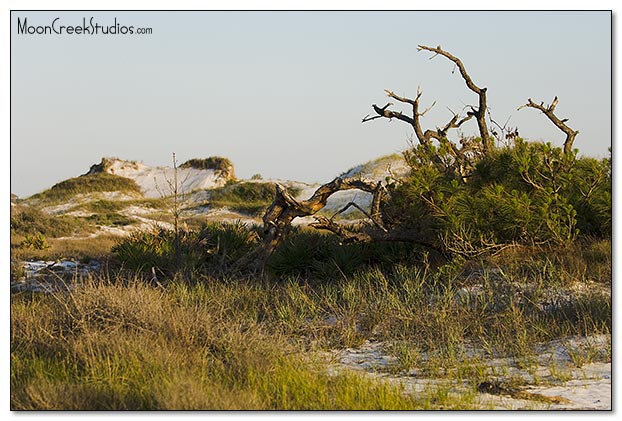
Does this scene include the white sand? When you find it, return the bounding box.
[106,159,229,198]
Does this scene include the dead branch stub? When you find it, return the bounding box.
[518,97,579,155]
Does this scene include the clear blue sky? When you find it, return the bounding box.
[10,10,611,197]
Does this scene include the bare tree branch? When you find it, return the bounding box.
[384,89,428,146]
[363,100,419,133]
[329,201,387,232]
[417,44,492,152]
[374,88,473,148]
[362,114,383,123]
[518,97,579,154]
[310,215,444,253]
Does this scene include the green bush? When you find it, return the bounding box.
[385,138,611,256]
[565,153,611,237]
[21,232,49,250]
[268,228,422,280]
[10,205,87,238]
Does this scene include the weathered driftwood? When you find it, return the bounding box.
[260,177,384,257]
[237,173,448,272]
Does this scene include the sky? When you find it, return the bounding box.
[9,10,612,198]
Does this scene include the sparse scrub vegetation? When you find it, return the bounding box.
[10,202,133,263]
[11,148,610,408]
[11,205,89,238]
[29,172,142,203]
[180,156,235,179]
[111,222,261,277]
[19,236,120,264]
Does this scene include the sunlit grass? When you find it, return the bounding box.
[10,237,611,410]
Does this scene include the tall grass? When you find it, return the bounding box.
[11,276,452,410]
[11,225,611,410]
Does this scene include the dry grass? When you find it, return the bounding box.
[11,277,443,410]
[10,234,611,410]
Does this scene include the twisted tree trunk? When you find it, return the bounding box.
[260,178,383,255]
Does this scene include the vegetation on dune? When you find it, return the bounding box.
[180,156,235,180]
[29,172,142,203]
[208,182,299,216]
[381,139,611,256]
[10,201,135,261]
[11,205,88,239]
[10,277,436,410]
[10,150,612,410]
[112,221,260,277]
[85,157,131,174]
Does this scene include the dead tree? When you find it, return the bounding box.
[518,97,579,155]
[249,46,531,269]
[362,45,493,178]
[417,45,493,153]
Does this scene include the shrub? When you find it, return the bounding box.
[10,205,87,238]
[21,232,49,250]
[385,138,611,256]
[565,152,611,237]
[267,228,422,280]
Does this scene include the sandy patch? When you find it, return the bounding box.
[324,335,611,410]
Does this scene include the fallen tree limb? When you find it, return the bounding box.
[253,177,386,266]
[310,216,445,254]
[237,174,450,271]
